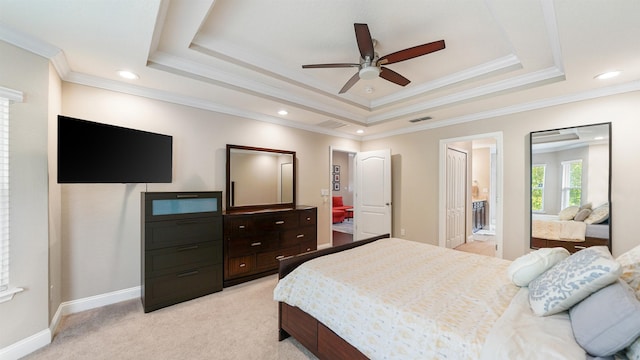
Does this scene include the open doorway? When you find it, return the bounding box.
[331,149,355,246]
[439,132,503,258]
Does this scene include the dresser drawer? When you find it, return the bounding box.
[227,233,278,257]
[227,255,255,278]
[256,246,300,270]
[298,209,317,226]
[255,212,298,231]
[143,264,222,312]
[281,226,316,248]
[145,240,221,277]
[226,217,253,236]
[299,239,316,253]
[145,217,222,250]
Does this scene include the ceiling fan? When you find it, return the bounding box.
[302,23,445,94]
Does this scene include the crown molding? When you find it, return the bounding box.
[363,80,640,140]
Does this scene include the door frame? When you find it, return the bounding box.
[329,146,358,247]
[438,132,504,258]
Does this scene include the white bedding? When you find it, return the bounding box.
[532,214,609,241]
[480,287,585,359]
[274,238,586,359]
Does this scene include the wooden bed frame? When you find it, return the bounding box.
[277,234,390,360]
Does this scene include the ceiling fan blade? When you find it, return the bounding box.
[380,67,410,86]
[302,63,360,69]
[378,40,445,65]
[354,23,375,60]
[339,72,361,94]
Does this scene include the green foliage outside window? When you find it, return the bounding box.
[531,165,545,211]
[567,162,582,206]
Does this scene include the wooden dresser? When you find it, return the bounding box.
[141,191,223,312]
[223,206,317,287]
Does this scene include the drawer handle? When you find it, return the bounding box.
[306,217,311,221]
[177,270,199,278]
[306,248,311,252]
[296,234,304,238]
[177,245,199,252]
[275,220,285,225]
[239,263,246,268]
[275,255,285,260]
[251,242,262,247]
[238,225,246,229]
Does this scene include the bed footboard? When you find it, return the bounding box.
[280,302,368,359]
[277,234,389,359]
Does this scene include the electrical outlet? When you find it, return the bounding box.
[400,228,406,236]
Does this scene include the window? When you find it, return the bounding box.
[561,160,582,209]
[0,86,22,300]
[0,96,9,293]
[531,164,546,212]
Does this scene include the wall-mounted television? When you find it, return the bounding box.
[57,115,173,183]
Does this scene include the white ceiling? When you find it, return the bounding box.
[1,0,639,139]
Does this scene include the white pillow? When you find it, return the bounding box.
[507,247,570,286]
[558,206,579,220]
[584,203,609,224]
[528,246,622,316]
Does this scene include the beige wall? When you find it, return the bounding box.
[3,34,640,354]
[0,41,57,348]
[59,83,360,301]
[363,91,640,260]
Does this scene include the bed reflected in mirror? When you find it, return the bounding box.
[530,123,611,253]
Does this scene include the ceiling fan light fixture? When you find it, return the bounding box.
[359,66,380,80]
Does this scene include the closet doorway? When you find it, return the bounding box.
[438,132,503,258]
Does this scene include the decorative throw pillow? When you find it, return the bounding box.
[569,280,640,357]
[617,244,640,298]
[580,202,593,210]
[574,208,592,222]
[508,247,570,286]
[585,203,609,224]
[558,206,580,220]
[528,246,622,316]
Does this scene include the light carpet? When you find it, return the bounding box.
[24,275,316,360]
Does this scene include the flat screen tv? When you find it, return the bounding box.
[58,115,173,183]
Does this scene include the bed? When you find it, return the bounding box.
[531,213,610,253]
[274,234,640,359]
[274,236,636,359]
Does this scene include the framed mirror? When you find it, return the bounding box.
[530,123,611,253]
[226,144,296,212]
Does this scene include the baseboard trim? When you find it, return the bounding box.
[0,286,141,360]
[0,329,51,360]
[59,286,140,316]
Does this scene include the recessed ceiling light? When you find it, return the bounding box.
[278,110,288,115]
[118,70,139,80]
[356,129,364,134]
[594,70,621,80]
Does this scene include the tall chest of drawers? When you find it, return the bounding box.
[223,206,317,287]
[141,191,223,312]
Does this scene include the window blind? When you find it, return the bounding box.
[0,96,9,293]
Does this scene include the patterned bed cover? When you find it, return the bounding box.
[273,237,585,359]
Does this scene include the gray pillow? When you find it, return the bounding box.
[569,279,640,357]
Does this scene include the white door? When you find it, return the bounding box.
[354,149,392,241]
[446,147,467,249]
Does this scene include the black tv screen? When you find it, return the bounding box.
[58,115,172,183]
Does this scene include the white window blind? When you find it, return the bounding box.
[0,96,9,293]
